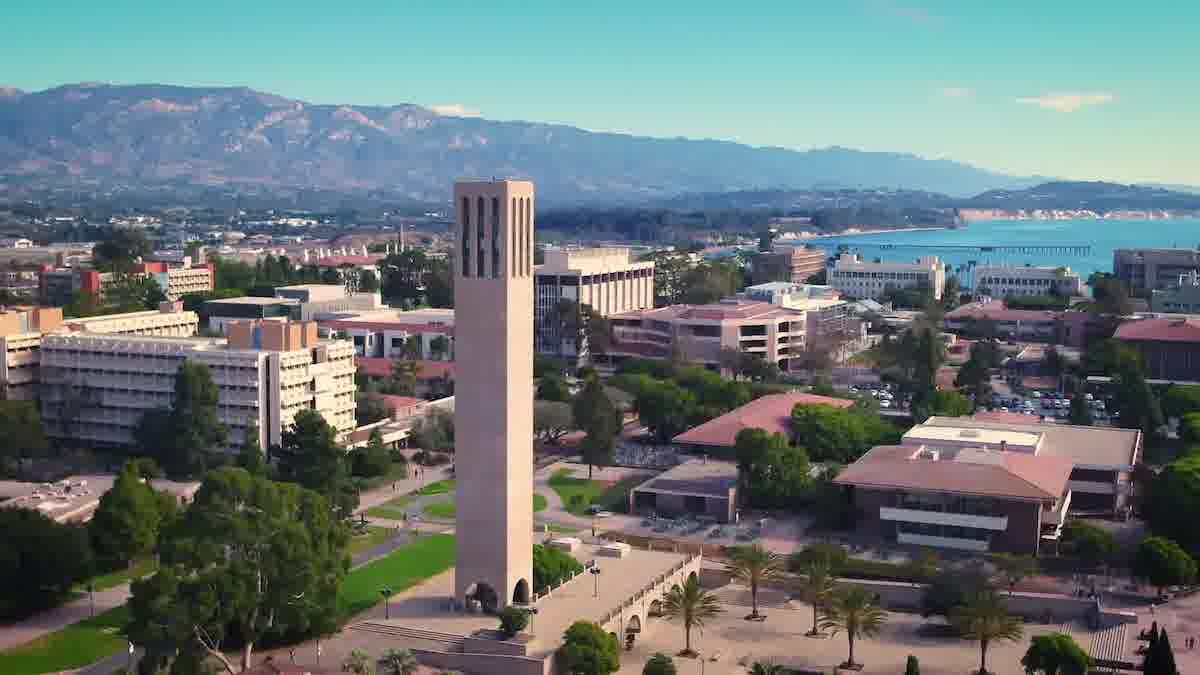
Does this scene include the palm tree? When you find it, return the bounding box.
[729,544,784,619]
[795,559,837,636]
[377,648,419,675]
[992,554,1037,596]
[818,585,888,668]
[661,575,724,657]
[748,662,785,675]
[341,649,376,675]
[951,591,1023,675]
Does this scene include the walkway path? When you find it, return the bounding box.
[0,583,133,652]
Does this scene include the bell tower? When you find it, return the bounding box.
[453,179,535,611]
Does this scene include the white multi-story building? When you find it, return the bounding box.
[38,319,356,451]
[319,307,455,361]
[534,247,655,357]
[1,303,200,401]
[974,265,1084,299]
[827,253,946,301]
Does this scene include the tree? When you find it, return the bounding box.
[1133,536,1197,597]
[275,409,358,518]
[559,620,620,675]
[129,469,348,674]
[356,393,392,426]
[662,574,723,657]
[635,379,697,443]
[0,400,48,475]
[992,554,1038,596]
[1143,454,1200,553]
[952,591,1023,675]
[93,227,151,274]
[535,400,575,444]
[928,389,974,417]
[1162,385,1200,420]
[533,544,585,593]
[0,507,93,619]
[1068,384,1093,426]
[89,461,175,570]
[748,663,784,675]
[904,655,921,675]
[235,424,269,476]
[498,606,529,638]
[352,429,393,478]
[342,649,375,675]
[903,548,941,584]
[819,585,887,669]
[1062,520,1116,569]
[643,653,677,675]
[357,269,380,293]
[794,559,837,636]
[1021,633,1090,675]
[1146,629,1179,675]
[411,408,454,451]
[169,361,228,477]
[735,428,811,510]
[429,334,451,361]
[582,305,612,359]
[573,376,619,479]
[922,562,995,619]
[728,544,784,619]
[537,374,572,402]
[378,648,419,675]
[790,405,901,463]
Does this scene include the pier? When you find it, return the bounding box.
[811,242,1092,256]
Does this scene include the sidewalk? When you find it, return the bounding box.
[0,584,132,651]
[355,465,452,514]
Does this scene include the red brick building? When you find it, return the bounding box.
[1114,317,1200,381]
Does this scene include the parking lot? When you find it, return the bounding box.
[988,390,1118,424]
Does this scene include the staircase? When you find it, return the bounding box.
[350,621,467,652]
[1089,621,1131,672]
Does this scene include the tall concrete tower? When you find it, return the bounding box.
[453,179,535,612]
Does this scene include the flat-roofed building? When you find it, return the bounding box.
[943,301,1098,348]
[534,247,654,358]
[834,443,1073,555]
[203,296,299,333]
[1114,248,1200,290]
[0,303,199,401]
[38,319,355,452]
[1151,270,1200,313]
[827,253,946,301]
[752,245,827,285]
[629,460,739,522]
[975,265,1084,298]
[321,307,455,361]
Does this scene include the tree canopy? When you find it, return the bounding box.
[559,620,620,675]
[275,409,358,518]
[135,361,227,477]
[128,468,349,675]
[1133,536,1197,596]
[573,376,619,478]
[89,461,178,570]
[735,428,812,510]
[790,404,901,463]
[1021,633,1090,675]
[1143,453,1200,554]
[0,507,93,620]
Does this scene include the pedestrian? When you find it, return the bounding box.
[1150,603,1156,615]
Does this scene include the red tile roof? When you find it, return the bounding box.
[325,319,453,335]
[672,392,854,448]
[834,444,1073,502]
[1115,317,1200,344]
[356,357,455,380]
[946,301,1060,322]
[374,394,426,411]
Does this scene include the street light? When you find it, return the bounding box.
[590,567,602,598]
[526,607,539,632]
[380,585,394,619]
[87,582,95,618]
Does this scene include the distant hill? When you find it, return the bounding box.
[0,83,1043,205]
[963,181,1200,212]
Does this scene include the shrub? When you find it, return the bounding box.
[533,544,585,594]
[498,606,529,638]
[788,543,850,572]
[904,654,920,675]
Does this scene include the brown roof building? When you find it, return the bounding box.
[1115,317,1200,381]
[672,392,853,453]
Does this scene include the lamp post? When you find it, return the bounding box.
[590,566,602,598]
[380,585,394,619]
[526,607,539,632]
[87,582,95,618]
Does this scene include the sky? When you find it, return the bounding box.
[4,1,1199,185]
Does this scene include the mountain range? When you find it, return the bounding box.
[0,83,1053,205]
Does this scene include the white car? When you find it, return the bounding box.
[880,400,892,408]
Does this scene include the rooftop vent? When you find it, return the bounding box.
[958,429,981,438]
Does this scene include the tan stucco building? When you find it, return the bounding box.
[453,179,535,612]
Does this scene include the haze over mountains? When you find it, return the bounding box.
[0,83,1058,205]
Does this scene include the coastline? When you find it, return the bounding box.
[786,225,951,240]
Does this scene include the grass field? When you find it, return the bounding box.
[364,495,414,520]
[76,559,160,594]
[337,534,456,618]
[548,468,637,516]
[416,479,455,496]
[0,606,129,675]
[422,493,549,521]
[347,525,397,557]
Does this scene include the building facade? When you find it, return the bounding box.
[943,301,1099,348]
[321,308,455,361]
[1114,317,1200,381]
[1114,248,1200,290]
[37,319,355,452]
[751,245,827,285]
[974,265,1084,298]
[1,303,200,401]
[533,247,654,357]
[1150,271,1200,313]
[40,257,214,305]
[827,253,946,301]
[453,179,535,611]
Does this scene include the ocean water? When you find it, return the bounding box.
[812,218,1200,281]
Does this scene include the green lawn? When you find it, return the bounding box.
[76,559,160,594]
[337,534,456,618]
[0,606,129,675]
[359,462,419,491]
[423,493,548,521]
[545,523,580,534]
[364,495,414,520]
[548,468,637,516]
[416,479,455,496]
[347,525,397,557]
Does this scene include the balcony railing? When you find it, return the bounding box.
[880,506,1008,531]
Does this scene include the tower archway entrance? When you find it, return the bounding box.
[513,578,531,605]
[465,582,500,614]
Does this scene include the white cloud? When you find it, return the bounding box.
[938,87,973,99]
[429,103,481,118]
[1016,92,1115,113]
